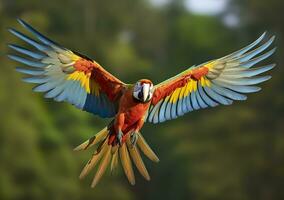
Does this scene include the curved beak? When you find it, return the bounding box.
[142,83,150,102]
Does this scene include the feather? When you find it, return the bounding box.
[127,139,150,181]
[79,139,108,179]
[137,133,159,163]
[8,44,46,59]
[54,81,76,102]
[212,80,261,93]
[8,28,49,51]
[198,83,218,107]
[203,86,233,105]
[236,36,275,62]
[241,48,276,68]
[170,102,178,119]
[44,82,67,99]
[211,83,247,101]
[158,98,168,123]
[74,85,88,109]
[185,94,194,112]
[195,89,208,108]
[190,92,200,110]
[33,76,65,92]
[153,103,162,124]
[74,127,108,151]
[16,67,45,76]
[181,95,189,113]
[222,64,275,78]
[110,148,119,174]
[8,55,46,68]
[216,76,271,86]
[17,19,59,47]
[177,97,185,116]
[223,32,266,59]
[165,101,172,121]
[22,76,49,84]
[119,143,135,185]
[91,146,112,188]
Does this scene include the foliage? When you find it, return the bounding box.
[0,0,283,199]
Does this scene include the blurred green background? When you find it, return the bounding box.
[0,0,284,199]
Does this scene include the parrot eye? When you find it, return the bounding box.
[138,91,143,99]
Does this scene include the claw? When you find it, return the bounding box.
[130,132,138,146]
[116,130,123,146]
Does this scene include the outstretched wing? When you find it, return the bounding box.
[8,19,126,118]
[147,33,276,123]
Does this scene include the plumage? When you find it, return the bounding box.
[17,19,59,46]
[237,36,275,62]
[110,149,119,174]
[241,48,276,68]
[8,19,275,187]
[119,143,135,185]
[8,44,46,59]
[8,55,46,67]
[224,32,266,59]
[127,140,150,181]
[211,83,247,101]
[16,67,45,76]
[22,76,49,84]
[137,133,159,163]
[91,146,112,188]
[74,127,108,151]
[79,139,108,179]
[8,28,49,51]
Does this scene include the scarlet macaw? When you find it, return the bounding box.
[8,19,276,187]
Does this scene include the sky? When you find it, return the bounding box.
[150,0,239,27]
[185,0,228,15]
[150,0,229,15]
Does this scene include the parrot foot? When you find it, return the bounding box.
[116,130,123,146]
[130,132,138,146]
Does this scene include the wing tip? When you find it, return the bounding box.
[7,54,16,61]
[263,75,272,81]
[270,63,277,69]
[7,28,17,35]
[260,31,267,39]
[17,18,25,25]
[17,18,33,32]
[7,43,15,49]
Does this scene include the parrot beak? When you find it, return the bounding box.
[142,83,150,102]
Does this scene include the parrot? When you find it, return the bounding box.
[8,19,276,187]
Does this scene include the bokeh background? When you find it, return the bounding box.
[0,0,284,199]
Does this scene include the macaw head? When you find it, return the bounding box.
[133,79,154,102]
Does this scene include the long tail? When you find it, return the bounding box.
[74,126,159,188]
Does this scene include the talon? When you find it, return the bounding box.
[130,132,138,146]
[116,131,123,145]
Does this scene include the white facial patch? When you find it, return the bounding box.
[133,82,154,102]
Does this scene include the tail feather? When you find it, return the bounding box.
[74,126,159,187]
[110,149,119,174]
[79,139,108,179]
[119,143,135,185]
[91,146,112,188]
[127,141,150,181]
[74,127,108,151]
[137,132,160,163]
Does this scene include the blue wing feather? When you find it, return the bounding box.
[8,44,46,59]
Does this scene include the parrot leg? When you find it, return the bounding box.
[116,130,123,146]
[130,117,145,146]
[130,132,138,146]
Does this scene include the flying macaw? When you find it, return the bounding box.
[8,19,276,187]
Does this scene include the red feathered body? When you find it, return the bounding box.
[108,84,152,145]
